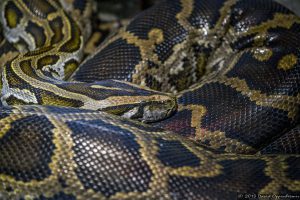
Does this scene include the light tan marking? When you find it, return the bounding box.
[0,114,25,138]
[247,14,300,36]
[243,13,300,46]
[253,48,273,61]
[179,104,255,153]
[261,157,300,194]
[120,28,165,86]
[214,0,238,29]
[90,84,134,92]
[122,28,164,59]
[278,54,298,70]
[0,49,18,70]
[176,0,194,29]
[220,77,300,119]
[84,32,102,54]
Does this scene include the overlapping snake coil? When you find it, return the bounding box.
[0,0,299,199]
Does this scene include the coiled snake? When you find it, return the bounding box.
[0,0,299,199]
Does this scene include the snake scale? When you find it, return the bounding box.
[0,0,299,199]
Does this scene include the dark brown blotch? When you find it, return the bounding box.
[37,55,59,70]
[49,16,64,45]
[25,21,46,48]
[59,16,82,53]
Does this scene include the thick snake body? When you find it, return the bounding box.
[0,0,176,123]
[74,0,300,154]
[0,0,299,199]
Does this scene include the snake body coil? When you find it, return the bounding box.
[0,0,299,199]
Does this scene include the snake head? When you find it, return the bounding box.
[102,94,177,123]
[121,95,177,123]
[94,80,177,123]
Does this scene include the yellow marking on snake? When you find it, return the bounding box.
[253,48,273,61]
[5,7,18,28]
[176,0,194,29]
[90,84,134,92]
[220,77,300,119]
[278,54,298,70]
[178,104,256,153]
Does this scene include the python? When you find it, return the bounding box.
[0,0,299,199]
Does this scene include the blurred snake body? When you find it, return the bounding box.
[0,0,299,199]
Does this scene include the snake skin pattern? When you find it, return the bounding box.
[0,0,299,199]
[260,125,300,154]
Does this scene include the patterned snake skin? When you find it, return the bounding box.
[0,0,299,199]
